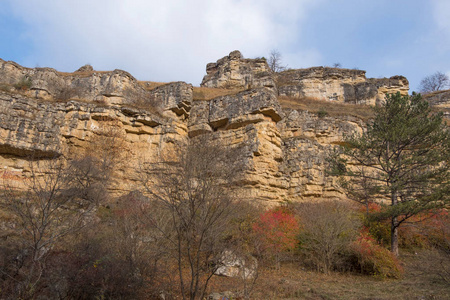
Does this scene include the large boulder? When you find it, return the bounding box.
[215,250,257,279]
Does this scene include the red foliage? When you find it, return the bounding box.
[353,227,376,257]
[252,207,300,253]
[399,209,449,249]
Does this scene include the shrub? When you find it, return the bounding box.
[14,76,32,90]
[296,200,359,273]
[399,209,450,251]
[317,108,328,118]
[253,207,299,268]
[359,203,391,247]
[398,223,429,250]
[56,86,80,101]
[361,205,448,250]
[350,229,404,279]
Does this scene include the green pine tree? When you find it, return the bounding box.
[330,92,450,256]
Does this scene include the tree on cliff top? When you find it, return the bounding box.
[419,71,450,94]
[330,92,450,256]
[268,49,287,73]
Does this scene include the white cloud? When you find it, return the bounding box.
[431,0,450,52]
[5,0,320,85]
[284,50,322,69]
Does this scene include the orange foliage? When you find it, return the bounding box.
[351,228,404,279]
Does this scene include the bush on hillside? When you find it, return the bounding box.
[296,200,359,274]
[13,76,32,90]
[350,229,404,279]
[253,207,299,268]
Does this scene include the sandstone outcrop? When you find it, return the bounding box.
[0,89,188,192]
[0,52,413,204]
[0,58,195,111]
[276,67,409,105]
[201,50,276,91]
[425,90,450,107]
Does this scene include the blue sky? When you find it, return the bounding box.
[1,0,449,92]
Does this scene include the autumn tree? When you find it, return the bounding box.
[330,92,450,256]
[140,135,242,300]
[252,207,299,269]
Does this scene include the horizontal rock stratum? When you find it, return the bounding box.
[0,51,411,204]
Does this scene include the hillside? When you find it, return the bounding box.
[1,51,450,300]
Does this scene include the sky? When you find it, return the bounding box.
[1,0,449,92]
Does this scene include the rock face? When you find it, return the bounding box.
[278,110,364,199]
[0,90,186,193]
[425,90,450,108]
[201,50,276,91]
[0,52,411,204]
[0,58,193,110]
[276,67,409,105]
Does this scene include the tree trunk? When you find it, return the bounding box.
[391,190,399,257]
[391,216,399,257]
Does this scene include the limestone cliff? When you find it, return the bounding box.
[276,67,409,105]
[424,90,450,121]
[0,51,412,204]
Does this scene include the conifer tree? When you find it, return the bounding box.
[330,92,450,256]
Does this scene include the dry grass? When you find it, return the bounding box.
[279,96,375,121]
[138,81,169,91]
[207,250,450,299]
[193,86,244,101]
[57,70,111,77]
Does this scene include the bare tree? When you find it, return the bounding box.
[67,121,128,201]
[419,71,450,94]
[268,49,287,73]
[0,123,131,298]
[296,200,359,274]
[140,135,242,300]
[62,191,172,299]
[0,158,101,298]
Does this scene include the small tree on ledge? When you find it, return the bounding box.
[268,49,287,73]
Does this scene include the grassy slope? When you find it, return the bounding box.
[207,250,449,299]
[278,96,374,121]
